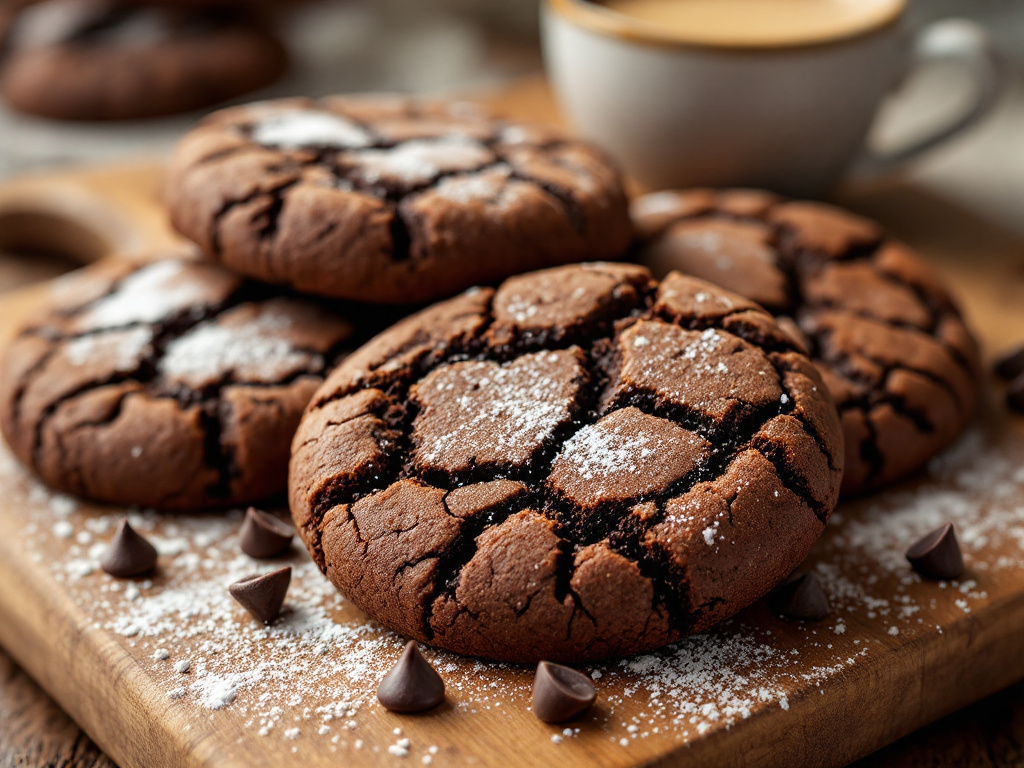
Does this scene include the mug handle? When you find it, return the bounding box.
[853,18,1006,180]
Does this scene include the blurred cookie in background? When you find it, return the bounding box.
[632,189,982,494]
[0,0,288,120]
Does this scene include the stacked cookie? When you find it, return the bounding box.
[630,189,981,494]
[0,0,289,120]
[0,94,634,512]
[0,256,356,509]
[0,94,983,664]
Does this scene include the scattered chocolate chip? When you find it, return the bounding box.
[239,507,295,558]
[906,523,964,580]
[1008,376,1024,413]
[532,661,597,723]
[769,572,830,621]
[376,641,445,713]
[994,346,1024,381]
[100,518,158,578]
[229,566,291,624]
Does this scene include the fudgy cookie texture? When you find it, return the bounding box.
[0,0,287,120]
[165,95,633,304]
[632,189,981,494]
[0,258,353,510]
[289,263,844,663]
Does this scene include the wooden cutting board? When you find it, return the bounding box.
[2,82,1024,768]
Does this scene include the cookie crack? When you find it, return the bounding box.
[253,177,302,245]
[418,490,530,641]
[209,174,301,258]
[606,500,696,635]
[766,352,841,475]
[508,169,587,236]
[28,370,141,476]
[855,412,886,488]
[817,331,968,414]
[329,158,509,207]
[5,343,62,445]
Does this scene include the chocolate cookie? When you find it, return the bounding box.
[0,0,287,120]
[632,189,981,493]
[164,95,633,304]
[0,257,353,510]
[289,263,844,663]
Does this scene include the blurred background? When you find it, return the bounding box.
[0,0,1021,179]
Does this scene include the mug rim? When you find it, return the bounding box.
[545,0,906,52]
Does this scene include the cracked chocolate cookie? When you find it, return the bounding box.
[0,0,287,120]
[164,95,633,304]
[0,257,353,510]
[289,263,844,663]
[632,189,981,494]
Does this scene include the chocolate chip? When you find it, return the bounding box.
[1008,375,1024,413]
[532,661,597,723]
[769,573,830,621]
[239,507,295,558]
[100,518,158,578]
[376,641,445,713]
[994,346,1024,381]
[229,566,291,624]
[906,523,964,580]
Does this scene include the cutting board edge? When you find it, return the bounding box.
[0,513,262,768]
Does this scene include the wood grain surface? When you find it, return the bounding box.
[1,81,1024,768]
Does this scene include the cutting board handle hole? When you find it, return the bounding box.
[0,210,111,265]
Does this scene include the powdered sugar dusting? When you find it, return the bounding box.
[630,190,690,220]
[413,350,581,470]
[159,310,310,386]
[62,327,152,369]
[76,261,198,329]
[432,165,522,209]
[556,422,661,482]
[350,137,492,186]
[2,412,1024,758]
[252,110,373,150]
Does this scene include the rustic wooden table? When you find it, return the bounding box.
[1,45,1023,766]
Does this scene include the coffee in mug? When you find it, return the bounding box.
[543,0,1003,195]
[600,0,903,47]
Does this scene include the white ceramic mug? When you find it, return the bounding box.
[542,0,1005,196]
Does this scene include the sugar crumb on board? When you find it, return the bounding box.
[1,422,1023,755]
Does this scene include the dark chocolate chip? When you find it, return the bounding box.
[100,518,158,578]
[906,523,964,580]
[769,572,830,621]
[376,641,445,713]
[1008,375,1024,413]
[532,661,597,723]
[995,346,1024,381]
[229,566,291,624]
[239,507,295,559]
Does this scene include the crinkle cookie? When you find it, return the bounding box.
[165,95,633,304]
[0,257,353,509]
[0,0,287,121]
[633,189,981,493]
[289,263,843,662]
